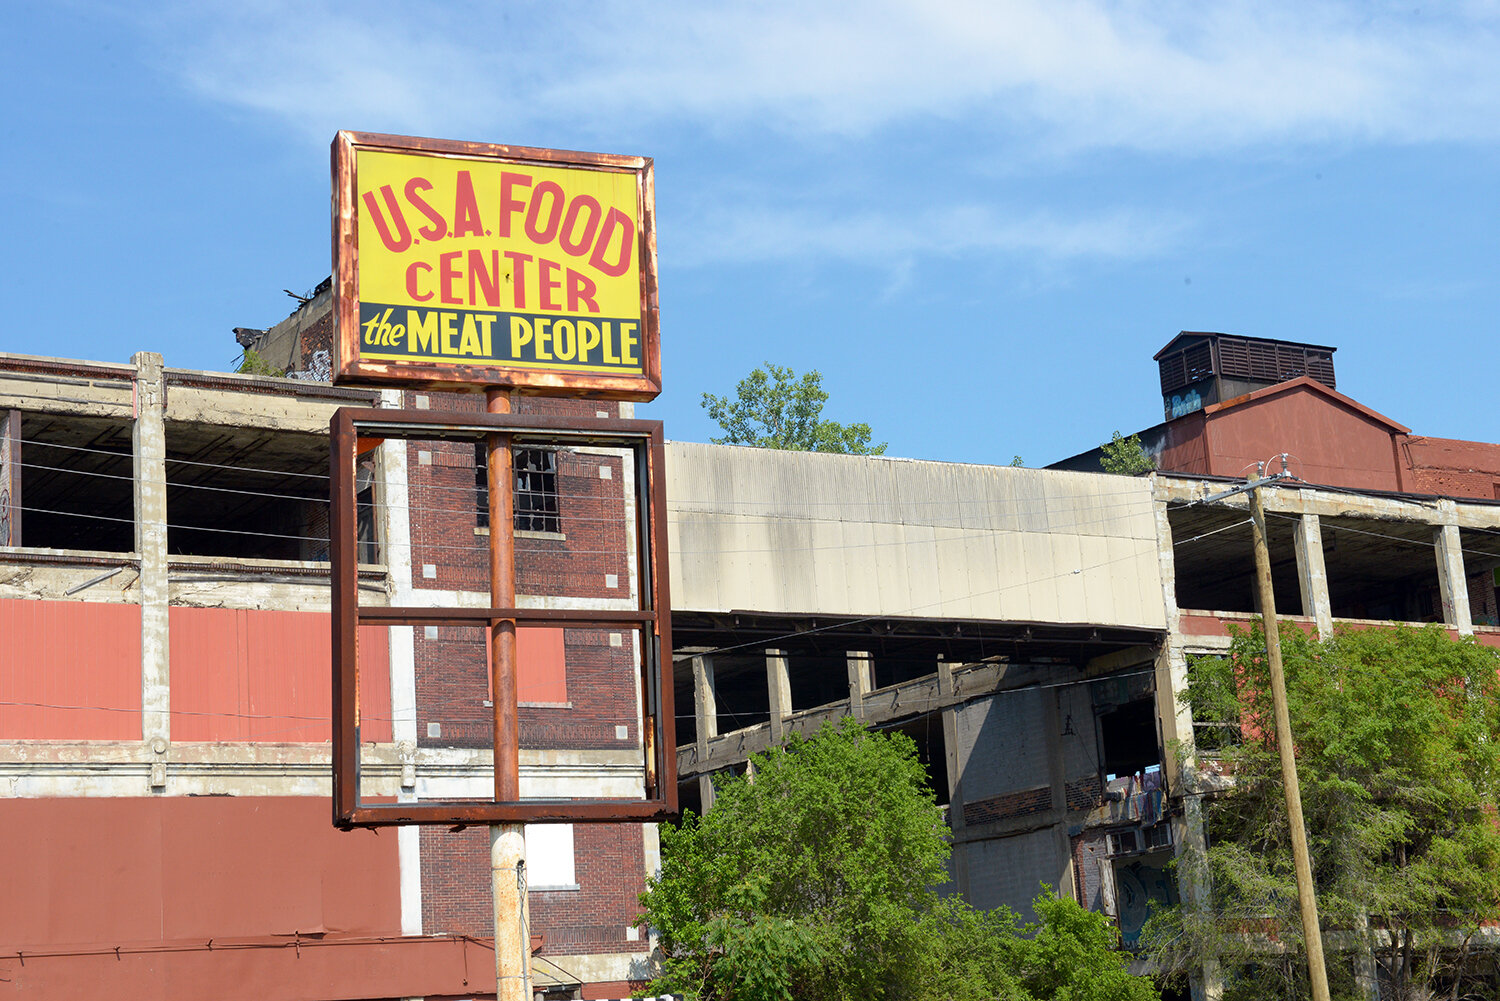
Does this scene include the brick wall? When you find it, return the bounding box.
[1064,774,1104,813]
[1071,828,1111,913]
[963,785,1053,826]
[421,824,649,958]
[411,626,639,751]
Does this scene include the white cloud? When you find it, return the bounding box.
[148,0,1500,151]
[126,0,1494,275]
[668,201,1190,268]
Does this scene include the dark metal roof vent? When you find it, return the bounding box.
[1154,332,1337,420]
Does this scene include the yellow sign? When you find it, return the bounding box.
[333,133,660,397]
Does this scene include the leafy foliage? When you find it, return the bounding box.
[236,348,285,377]
[1100,431,1153,475]
[701,363,886,455]
[642,718,1159,1001]
[1143,624,1500,1001]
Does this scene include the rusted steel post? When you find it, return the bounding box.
[1248,474,1330,1001]
[486,388,530,1000]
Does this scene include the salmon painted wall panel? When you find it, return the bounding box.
[170,608,391,742]
[0,796,454,1001]
[0,796,403,944]
[0,598,141,740]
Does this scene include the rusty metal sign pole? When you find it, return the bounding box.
[486,388,531,1000]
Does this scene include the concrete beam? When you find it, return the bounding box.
[0,367,134,419]
[681,660,1070,777]
[1155,474,1500,531]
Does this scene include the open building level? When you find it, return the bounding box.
[2,300,1498,999]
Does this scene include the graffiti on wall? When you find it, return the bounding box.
[1116,857,1178,946]
[0,413,11,547]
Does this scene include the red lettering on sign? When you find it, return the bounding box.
[525,182,565,244]
[559,195,602,257]
[405,177,447,241]
[504,251,532,309]
[439,251,463,305]
[566,269,599,313]
[405,261,434,302]
[469,250,501,307]
[363,185,413,253]
[590,208,634,277]
[498,172,533,238]
[452,170,484,239]
[538,258,563,311]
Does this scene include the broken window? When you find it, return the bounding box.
[890,714,950,806]
[514,448,559,532]
[475,445,560,533]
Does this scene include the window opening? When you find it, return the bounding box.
[1099,699,1160,779]
[164,422,373,562]
[15,414,133,553]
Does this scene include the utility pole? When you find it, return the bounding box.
[1244,464,1332,1001]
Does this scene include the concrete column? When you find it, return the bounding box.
[132,352,170,755]
[766,648,792,743]
[846,650,873,718]
[1043,688,1074,900]
[378,390,423,935]
[692,654,718,810]
[937,655,969,897]
[1434,504,1473,636]
[2,408,20,546]
[1293,513,1334,638]
[380,391,419,745]
[936,656,963,811]
[1151,478,1222,1001]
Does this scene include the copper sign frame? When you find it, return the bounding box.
[330,407,677,827]
[331,131,661,400]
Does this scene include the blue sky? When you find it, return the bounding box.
[2,1,1496,464]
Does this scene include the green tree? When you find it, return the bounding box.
[642,718,1158,1001]
[701,363,886,455]
[236,348,284,377]
[1143,624,1500,1001]
[1100,431,1153,475]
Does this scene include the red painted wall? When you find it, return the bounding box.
[0,796,487,1001]
[170,608,391,742]
[1156,411,1210,475]
[0,598,141,740]
[1204,384,1402,490]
